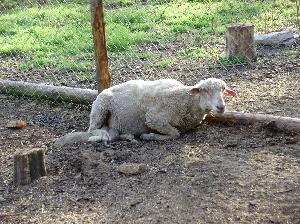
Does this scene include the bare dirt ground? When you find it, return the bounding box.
[0,41,300,223]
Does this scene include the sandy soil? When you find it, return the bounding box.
[0,40,300,223]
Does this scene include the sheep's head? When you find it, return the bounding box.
[187,78,235,114]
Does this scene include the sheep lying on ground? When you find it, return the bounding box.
[55,78,235,146]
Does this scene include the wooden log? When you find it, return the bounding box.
[0,79,98,105]
[14,148,47,185]
[205,111,300,132]
[225,23,257,62]
[91,0,111,93]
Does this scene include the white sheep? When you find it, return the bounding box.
[54,78,235,146]
[88,78,235,142]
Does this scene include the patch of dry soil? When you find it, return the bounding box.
[0,40,300,223]
[0,92,299,223]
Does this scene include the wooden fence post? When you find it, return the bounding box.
[91,0,110,93]
[225,23,257,62]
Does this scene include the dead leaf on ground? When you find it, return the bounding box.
[6,120,27,129]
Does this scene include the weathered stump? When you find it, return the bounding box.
[225,23,257,62]
[14,148,47,185]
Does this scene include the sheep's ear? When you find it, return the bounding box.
[224,87,236,96]
[187,87,200,95]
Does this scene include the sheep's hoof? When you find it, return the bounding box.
[88,136,104,142]
[88,129,111,144]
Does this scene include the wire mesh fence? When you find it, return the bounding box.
[0,0,299,103]
[1,3,300,222]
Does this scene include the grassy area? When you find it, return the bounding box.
[157,57,174,67]
[178,46,221,60]
[0,0,297,71]
[284,49,300,57]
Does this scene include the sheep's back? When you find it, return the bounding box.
[106,79,184,135]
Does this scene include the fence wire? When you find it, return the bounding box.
[0,0,299,95]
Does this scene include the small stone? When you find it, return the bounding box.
[129,198,143,207]
[100,149,132,162]
[117,163,147,175]
[0,196,6,203]
[225,142,238,148]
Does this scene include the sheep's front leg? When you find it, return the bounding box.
[88,128,112,145]
[88,95,110,133]
[141,111,180,141]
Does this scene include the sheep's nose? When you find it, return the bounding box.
[216,105,225,113]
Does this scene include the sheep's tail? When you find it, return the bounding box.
[54,132,90,147]
[88,94,111,133]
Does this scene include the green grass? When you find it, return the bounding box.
[178,46,221,60]
[284,49,300,57]
[130,51,157,60]
[218,56,249,66]
[0,0,298,70]
[157,57,174,67]
[0,4,93,69]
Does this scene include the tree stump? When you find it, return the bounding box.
[225,23,257,62]
[14,148,47,185]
